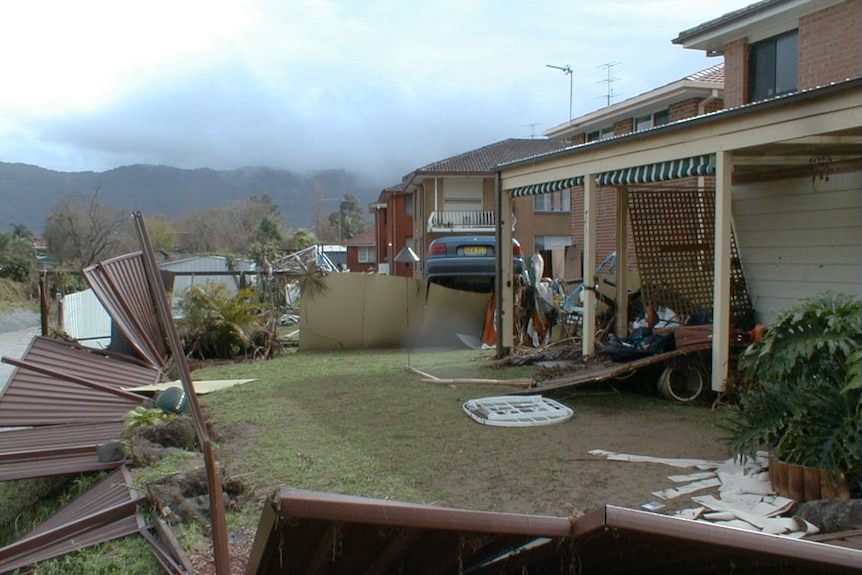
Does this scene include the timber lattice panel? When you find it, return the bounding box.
[628,189,754,329]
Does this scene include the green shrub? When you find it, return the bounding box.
[175,282,263,359]
[724,292,861,486]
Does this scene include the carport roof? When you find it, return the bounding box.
[497,77,861,184]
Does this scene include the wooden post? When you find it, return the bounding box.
[615,185,629,338]
[582,174,597,356]
[712,151,732,392]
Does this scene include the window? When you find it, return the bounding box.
[749,30,798,102]
[634,109,669,132]
[404,193,413,217]
[442,178,483,211]
[586,126,614,142]
[533,189,571,213]
[358,246,375,264]
[535,235,572,251]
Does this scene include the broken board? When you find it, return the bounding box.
[462,395,573,427]
[508,343,712,395]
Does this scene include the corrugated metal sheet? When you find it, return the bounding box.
[0,337,156,427]
[0,466,146,574]
[83,251,168,368]
[0,422,127,481]
[247,489,862,575]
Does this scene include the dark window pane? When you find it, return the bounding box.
[750,39,776,101]
[749,30,797,102]
[654,109,670,126]
[775,31,798,95]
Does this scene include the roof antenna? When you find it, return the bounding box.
[546,64,573,120]
[597,61,621,106]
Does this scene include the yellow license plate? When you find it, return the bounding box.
[463,246,488,256]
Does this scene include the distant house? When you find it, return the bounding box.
[158,255,255,295]
[542,63,725,267]
[380,138,571,280]
[370,184,413,277]
[344,229,376,273]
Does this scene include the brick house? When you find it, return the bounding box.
[494,0,861,394]
[370,184,414,277]
[344,228,376,273]
[370,139,574,279]
[542,63,725,271]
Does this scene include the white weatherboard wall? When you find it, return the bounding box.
[64,289,112,349]
[732,171,861,324]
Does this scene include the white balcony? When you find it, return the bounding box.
[427,210,496,233]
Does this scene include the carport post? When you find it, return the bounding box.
[712,151,732,392]
[582,173,597,356]
[496,174,515,356]
[615,185,629,339]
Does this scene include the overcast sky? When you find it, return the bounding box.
[1,1,752,187]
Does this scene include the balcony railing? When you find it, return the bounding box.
[427,210,496,233]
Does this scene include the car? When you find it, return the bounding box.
[423,235,527,293]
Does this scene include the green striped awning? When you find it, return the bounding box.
[507,155,715,197]
[596,155,715,186]
[509,176,584,197]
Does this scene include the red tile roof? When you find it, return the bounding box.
[687,62,724,84]
[412,138,569,174]
[344,228,375,246]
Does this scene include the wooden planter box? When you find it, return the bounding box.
[768,453,850,501]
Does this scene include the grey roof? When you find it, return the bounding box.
[673,0,787,44]
[411,138,570,175]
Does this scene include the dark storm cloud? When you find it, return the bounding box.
[37,62,529,186]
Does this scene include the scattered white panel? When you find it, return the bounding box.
[462,395,573,427]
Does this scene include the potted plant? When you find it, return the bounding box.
[723,292,861,500]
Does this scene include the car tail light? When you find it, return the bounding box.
[427,242,447,257]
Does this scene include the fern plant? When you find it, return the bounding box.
[724,292,861,487]
[175,282,263,359]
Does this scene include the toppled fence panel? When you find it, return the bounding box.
[83,251,169,368]
[0,466,146,574]
[0,421,127,481]
[0,337,155,427]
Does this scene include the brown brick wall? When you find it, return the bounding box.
[613,118,634,136]
[570,186,622,266]
[702,97,724,114]
[723,38,748,107]
[798,1,862,90]
[723,1,860,106]
[670,99,699,122]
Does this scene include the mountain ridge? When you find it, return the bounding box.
[0,162,385,235]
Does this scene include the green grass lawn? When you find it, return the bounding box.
[1,346,729,574]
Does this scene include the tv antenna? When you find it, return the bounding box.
[524,123,540,138]
[597,61,621,106]
[546,64,573,120]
